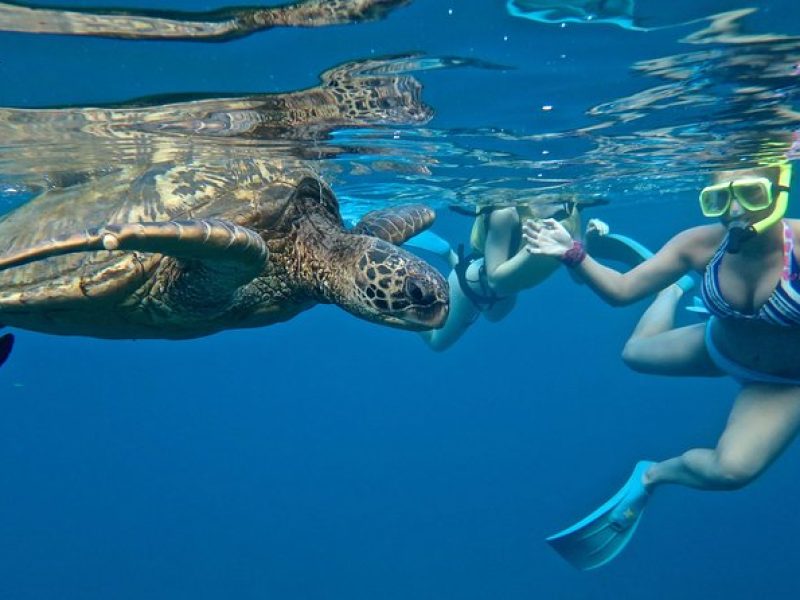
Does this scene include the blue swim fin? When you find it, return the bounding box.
[404,230,451,256]
[546,460,654,570]
[686,295,710,314]
[586,231,695,292]
[404,230,458,266]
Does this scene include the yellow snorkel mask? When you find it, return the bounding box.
[699,162,792,253]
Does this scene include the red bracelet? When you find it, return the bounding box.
[560,240,586,267]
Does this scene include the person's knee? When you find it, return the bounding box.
[423,334,453,353]
[621,340,640,370]
[621,339,651,373]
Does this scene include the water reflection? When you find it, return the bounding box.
[0,0,410,40]
[330,7,800,210]
[1,5,799,214]
[571,9,800,190]
[0,55,438,205]
[433,8,800,204]
[507,0,644,31]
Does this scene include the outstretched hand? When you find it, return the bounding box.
[522,218,574,257]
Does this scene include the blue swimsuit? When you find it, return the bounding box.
[700,221,800,384]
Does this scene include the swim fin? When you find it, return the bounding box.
[685,295,710,315]
[546,460,654,570]
[405,230,458,267]
[585,231,695,292]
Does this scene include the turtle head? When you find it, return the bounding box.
[325,236,449,331]
[287,176,447,330]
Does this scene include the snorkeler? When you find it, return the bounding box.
[416,198,661,351]
[417,199,583,351]
[524,162,800,569]
[415,199,582,351]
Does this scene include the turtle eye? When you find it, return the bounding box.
[404,278,432,304]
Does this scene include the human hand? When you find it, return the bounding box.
[522,218,574,257]
[585,218,609,237]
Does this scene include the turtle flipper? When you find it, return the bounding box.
[0,332,14,369]
[351,204,435,245]
[0,219,269,286]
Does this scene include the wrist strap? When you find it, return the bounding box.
[561,240,586,267]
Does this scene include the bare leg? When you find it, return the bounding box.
[645,383,800,491]
[630,284,683,338]
[484,294,516,322]
[621,285,722,377]
[419,261,516,351]
[418,268,480,352]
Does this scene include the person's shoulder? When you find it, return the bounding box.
[785,218,800,236]
[668,224,723,246]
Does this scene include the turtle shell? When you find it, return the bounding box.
[0,157,339,310]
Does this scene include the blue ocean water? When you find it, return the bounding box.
[1,1,800,598]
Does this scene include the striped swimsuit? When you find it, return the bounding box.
[701,221,800,327]
[700,221,800,385]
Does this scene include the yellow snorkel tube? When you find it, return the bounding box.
[751,162,792,234]
[727,162,792,254]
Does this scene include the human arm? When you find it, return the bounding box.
[522,218,702,306]
[483,207,559,296]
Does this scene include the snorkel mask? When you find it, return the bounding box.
[698,163,792,254]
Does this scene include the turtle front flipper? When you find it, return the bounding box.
[0,219,269,290]
[351,204,435,245]
[0,331,13,369]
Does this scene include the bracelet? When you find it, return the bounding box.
[560,240,586,267]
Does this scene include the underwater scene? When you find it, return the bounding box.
[1,0,800,598]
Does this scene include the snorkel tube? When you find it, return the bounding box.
[727,163,792,254]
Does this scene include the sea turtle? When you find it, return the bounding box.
[0,55,432,175]
[0,0,412,41]
[0,158,448,366]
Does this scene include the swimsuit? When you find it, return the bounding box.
[458,203,579,312]
[700,221,800,384]
[453,245,501,312]
[701,221,800,327]
[704,318,800,385]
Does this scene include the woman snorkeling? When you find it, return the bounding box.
[523,163,800,569]
[419,198,587,351]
